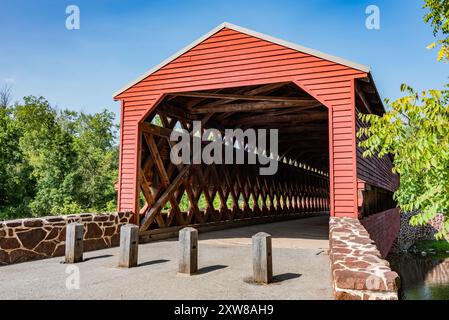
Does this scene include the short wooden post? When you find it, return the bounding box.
[118,224,139,268]
[252,232,273,283]
[65,223,84,263]
[179,227,198,274]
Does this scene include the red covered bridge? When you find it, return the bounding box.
[113,23,399,255]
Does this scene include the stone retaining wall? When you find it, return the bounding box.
[0,212,132,265]
[390,211,437,253]
[329,217,400,300]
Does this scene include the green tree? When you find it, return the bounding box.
[358,87,449,238]
[0,106,33,218]
[68,110,118,212]
[0,95,119,218]
[424,0,449,61]
[14,96,77,215]
[358,1,449,239]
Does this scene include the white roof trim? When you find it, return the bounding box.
[113,22,370,98]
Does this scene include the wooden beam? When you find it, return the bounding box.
[140,172,154,206]
[200,113,214,126]
[139,165,191,232]
[359,82,376,94]
[171,91,315,103]
[355,83,373,114]
[142,114,215,139]
[142,122,173,138]
[201,83,289,121]
[224,112,327,127]
[157,102,194,120]
[143,133,170,186]
[190,100,321,114]
[279,135,328,141]
[278,126,328,134]
[279,146,294,159]
[182,88,227,109]
[215,112,235,122]
[244,82,289,96]
[143,132,187,225]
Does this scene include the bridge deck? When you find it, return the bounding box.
[0,216,332,300]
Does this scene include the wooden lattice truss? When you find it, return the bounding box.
[138,82,330,232]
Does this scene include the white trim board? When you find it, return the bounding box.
[113,22,371,98]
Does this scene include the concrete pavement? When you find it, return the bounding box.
[0,215,332,300]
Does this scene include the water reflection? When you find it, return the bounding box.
[388,253,449,300]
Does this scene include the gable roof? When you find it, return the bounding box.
[113,22,370,99]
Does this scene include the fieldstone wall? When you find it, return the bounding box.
[0,212,132,265]
[329,217,400,300]
[390,211,437,253]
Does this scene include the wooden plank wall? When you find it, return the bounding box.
[355,108,399,193]
[115,27,367,218]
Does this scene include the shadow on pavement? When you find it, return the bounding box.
[196,264,228,274]
[84,254,114,261]
[272,273,302,283]
[139,259,170,267]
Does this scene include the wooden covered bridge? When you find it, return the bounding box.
[113,23,399,245]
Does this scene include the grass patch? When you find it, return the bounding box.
[415,239,449,253]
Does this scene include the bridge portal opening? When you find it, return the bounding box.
[137,81,330,235]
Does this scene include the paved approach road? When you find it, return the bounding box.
[0,215,332,300]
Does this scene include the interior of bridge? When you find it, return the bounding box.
[138,81,330,232]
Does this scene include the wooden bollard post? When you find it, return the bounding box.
[179,227,198,275]
[118,224,139,268]
[65,223,84,263]
[252,232,273,283]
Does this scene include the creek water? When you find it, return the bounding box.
[387,253,449,300]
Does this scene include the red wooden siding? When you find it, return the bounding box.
[356,107,399,193]
[292,78,360,217]
[115,27,368,218]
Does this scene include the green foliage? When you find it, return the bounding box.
[358,2,449,241]
[178,192,190,211]
[424,0,449,61]
[0,107,34,218]
[0,96,118,219]
[358,86,449,239]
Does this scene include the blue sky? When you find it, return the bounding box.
[0,0,447,120]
